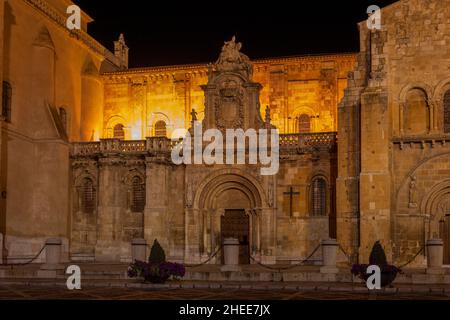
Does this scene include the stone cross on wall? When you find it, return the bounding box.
[284,186,300,217]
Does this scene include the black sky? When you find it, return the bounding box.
[72,0,398,68]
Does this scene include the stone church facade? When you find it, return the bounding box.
[338,0,450,265]
[1,0,449,266]
[70,37,346,264]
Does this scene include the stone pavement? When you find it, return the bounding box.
[1,279,450,300]
[0,284,449,300]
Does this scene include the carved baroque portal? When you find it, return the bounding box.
[202,36,265,133]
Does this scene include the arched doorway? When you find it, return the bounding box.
[190,170,270,265]
[422,180,450,265]
[221,209,250,264]
[437,194,450,265]
[439,214,450,265]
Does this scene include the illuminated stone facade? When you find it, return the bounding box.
[337,0,450,265]
[0,0,124,262]
[2,0,449,267]
[70,37,346,263]
[99,54,355,141]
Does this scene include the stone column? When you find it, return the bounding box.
[426,239,444,274]
[221,238,241,272]
[184,208,201,264]
[38,238,64,278]
[0,233,3,265]
[358,90,392,262]
[131,238,147,262]
[320,239,339,274]
[96,157,124,261]
[44,238,62,267]
[145,158,171,256]
[259,208,276,264]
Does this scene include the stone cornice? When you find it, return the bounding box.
[392,134,450,150]
[23,0,119,66]
[102,53,358,78]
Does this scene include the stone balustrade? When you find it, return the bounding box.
[279,132,337,151]
[71,132,337,157]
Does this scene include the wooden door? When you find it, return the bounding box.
[221,210,250,264]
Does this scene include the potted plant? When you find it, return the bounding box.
[351,241,402,287]
[127,239,186,284]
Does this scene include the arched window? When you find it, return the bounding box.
[131,176,146,212]
[297,114,310,133]
[404,89,429,134]
[59,107,67,133]
[154,120,167,137]
[444,90,450,134]
[311,177,327,216]
[81,178,96,214]
[2,81,12,122]
[113,123,125,140]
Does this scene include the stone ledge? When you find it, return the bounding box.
[1,278,450,295]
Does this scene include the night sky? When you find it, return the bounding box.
[73,0,399,68]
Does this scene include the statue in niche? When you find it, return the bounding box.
[215,36,253,79]
[186,180,194,208]
[409,176,418,208]
[267,179,274,208]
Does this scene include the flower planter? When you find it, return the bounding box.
[145,275,170,284]
[128,260,185,284]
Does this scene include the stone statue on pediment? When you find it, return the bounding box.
[215,36,253,79]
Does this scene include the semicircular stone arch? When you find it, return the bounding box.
[396,151,450,207]
[395,153,450,255]
[193,169,266,210]
[188,169,270,262]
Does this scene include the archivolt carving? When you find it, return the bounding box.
[193,169,266,210]
[420,179,450,220]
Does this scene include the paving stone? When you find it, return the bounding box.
[298,285,316,291]
[412,287,431,293]
[239,284,252,290]
[283,285,299,291]
[384,287,398,294]
[331,287,352,292]
[193,284,209,289]
[352,286,369,293]
[0,284,448,300]
[316,285,330,291]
